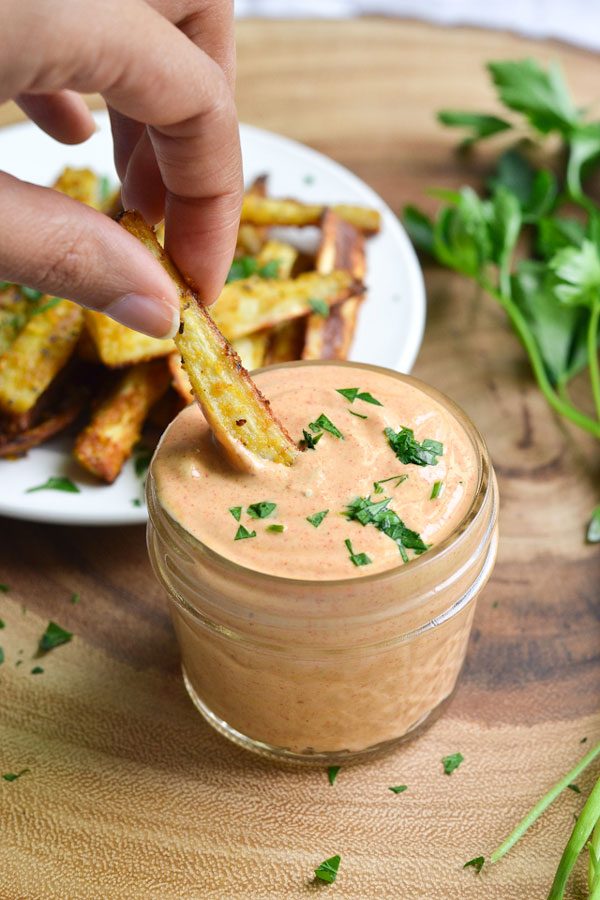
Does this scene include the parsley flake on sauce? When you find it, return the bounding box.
[430,480,444,499]
[307,510,329,528]
[309,413,344,439]
[2,769,30,782]
[300,429,322,450]
[314,855,341,884]
[389,785,408,794]
[442,752,464,775]
[266,524,285,533]
[344,538,372,567]
[373,474,408,494]
[328,766,341,786]
[463,856,485,873]
[345,495,428,563]
[26,476,80,494]
[336,387,383,406]
[247,501,277,519]
[30,666,44,675]
[229,506,242,521]
[38,621,73,652]
[348,410,368,419]
[308,298,330,317]
[234,525,256,541]
[385,426,444,467]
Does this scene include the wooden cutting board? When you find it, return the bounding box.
[1,19,599,900]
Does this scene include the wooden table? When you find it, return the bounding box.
[1,19,599,899]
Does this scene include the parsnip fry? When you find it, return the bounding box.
[241,195,381,235]
[0,300,83,416]
[212,270,361,342]
[303,211,366,361]
[74,361,170,483]
[119,211,297,468]
[84,311,174,367]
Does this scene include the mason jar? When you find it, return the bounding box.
[146,362,498,765]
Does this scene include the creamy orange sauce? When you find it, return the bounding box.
[153,364,479,580]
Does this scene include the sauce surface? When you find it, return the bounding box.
[153,364,479,579]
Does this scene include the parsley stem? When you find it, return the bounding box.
[485,282,600,439]
[547,775,600,900]
[489,741,600,866]
[587,297,600,421]
[589,818,600,894]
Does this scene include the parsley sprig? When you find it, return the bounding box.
[403,58,600,528]
[345,495,428,563]
[385,427,443,467]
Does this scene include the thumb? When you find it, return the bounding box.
[0,172,180,339]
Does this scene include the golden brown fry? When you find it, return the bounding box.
[256,240,298,278]
[241,194,381,235]
[303,211,366,361]
[84,311,175,367]
[236,175,269,256]
[53,167,102,208]
[119,210,297,469]
[0,387,86,458]
[0,300,83,416]
[265,320,306,365]
[168,351,193,403]
[231,333,269,371]
[73,361,170,483]
[212,269,361,342]
[0,284,28,356]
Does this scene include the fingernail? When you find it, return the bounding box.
[104,294,180,340]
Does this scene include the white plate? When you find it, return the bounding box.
[0,112,425,525]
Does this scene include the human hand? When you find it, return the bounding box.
[0,0,242,338]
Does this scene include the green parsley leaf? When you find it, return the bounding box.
[258,259,280,279]
[131,499,142,508]
[309,413,343,439]
[234,525,256,541]
[327,766,340,786]
[30,297,61,316]
[463,856,485,873]
[226,256,258,283]
[21,286,43,301]
[344,538,372,567]
[307,510,329,528]
[389,785,408,794]
[0,281,12,290]
[134,448,153,479]
[550,239,600,307]
[587,506,600,543]
[430,480,444,499]
[403,205,435,255]
[247,501,277,519]
[0,618,5,627]
[314,855,341,884]
[345,495,428,563]
[39,621,73,653]
[2,769,30,782]
[348,410,368,419]
[442,752,464,775]
[567,783,581,793]
[70,593,80,605]
[300,429,322,450]
[357,391,382,406]
[437,110,512,147]
[0,647,4,665]
[487,59,579,135]
[266,524,285,533]
[26,476,80,494]
[30,666,44,675]
[373,474,408,494]
[0,584,8,593]
[229,506,242,522]
[336,387,359,403]
[308,298,329,317]
[385,426,443,467]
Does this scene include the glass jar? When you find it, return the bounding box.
[147,363,498,765]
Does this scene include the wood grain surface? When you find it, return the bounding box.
[1,18,599,900]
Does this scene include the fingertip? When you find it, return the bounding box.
[103,293,180,340]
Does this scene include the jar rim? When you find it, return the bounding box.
[148,359,492,588]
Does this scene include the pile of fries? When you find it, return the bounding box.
[0,168,380,483]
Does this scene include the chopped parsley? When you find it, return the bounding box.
[0,647,4,665]
[309,413,343,439]
[234,525,256,541]
[336,387,383,406]
[2,769,30,782]
[385,426,444,467]
[0,584,8,593]
[131,499,142,508]
[300,429,322,450]
[567,783,581,793]
[308,298,329,317]
[26,476,80,494]
[266,524,285,533]
[348,410,368,419]
[327,766,340,786]
[344,538,372,567]
[21,286,43,301]
[314,855,341,884]
[430,480,444,499]
[463,856,485,873]
[345,495,428,563]
[0,281,11,290]
[306,510,329,528]
[373,474,408,494]
[247,501,277,519]
[0,618,4,628]
[38,621,73,652]
[70,593,80,605]
[134,448,153,479]
[229,506,242,521]
[389,785,408,794]
[30,297,61,316]
[442,752,464,775]
[30,666,44,675]
[226,256,280,283]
